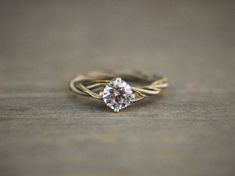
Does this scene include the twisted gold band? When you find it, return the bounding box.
[69,71,168,112]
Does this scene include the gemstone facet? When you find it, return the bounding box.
[102,78,134,112]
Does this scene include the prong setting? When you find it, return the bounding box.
[102,78,134,112]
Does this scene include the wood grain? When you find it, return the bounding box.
[0,1,235,176]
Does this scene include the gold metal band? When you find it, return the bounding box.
[69,71,168,103]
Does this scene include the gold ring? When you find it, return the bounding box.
[69,70,168,112]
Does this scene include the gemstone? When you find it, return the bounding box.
[102,78,134,112]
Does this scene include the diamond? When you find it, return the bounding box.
[102,78,134,112]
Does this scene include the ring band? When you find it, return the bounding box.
[69,71,168,112]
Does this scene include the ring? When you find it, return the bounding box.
[69,71,168,112]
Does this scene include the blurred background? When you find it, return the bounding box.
[0,0,235,176]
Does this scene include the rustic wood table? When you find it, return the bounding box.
[0,1,235,176]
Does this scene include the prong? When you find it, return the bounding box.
[115,77,122,82]
[131,93,136,99]
[114,108,120,112]
[99,91,104,97]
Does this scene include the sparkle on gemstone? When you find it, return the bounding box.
[102,78,134,112]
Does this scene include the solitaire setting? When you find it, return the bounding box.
[69,71,168,112]
[102,78,135,112]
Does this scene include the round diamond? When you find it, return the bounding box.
[102,78,133,112]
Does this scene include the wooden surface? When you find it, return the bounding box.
[0,1,235,176]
